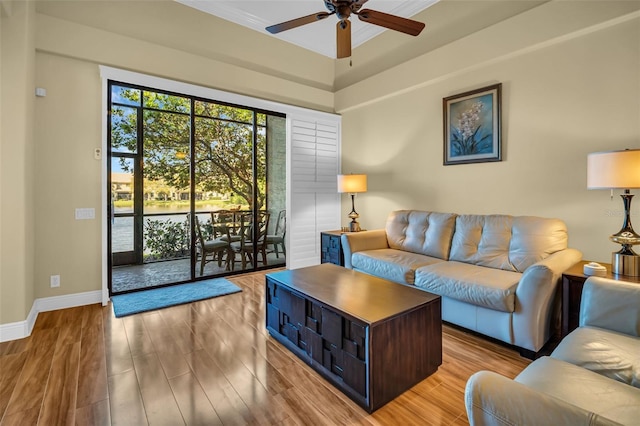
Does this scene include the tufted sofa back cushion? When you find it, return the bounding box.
[386,210,457,260]
[449,214,569,273]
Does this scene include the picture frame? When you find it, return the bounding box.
[443,83,502,165]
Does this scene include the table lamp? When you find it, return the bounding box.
[587,149,640,276]
[337,174,367,232]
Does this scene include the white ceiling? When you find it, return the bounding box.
[176,0,439,58]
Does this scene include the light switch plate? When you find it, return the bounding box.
[75,208,95,220]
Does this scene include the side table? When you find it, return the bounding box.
[561,260,640,338]
[320,230,345,266]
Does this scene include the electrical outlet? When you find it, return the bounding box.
[50,275,60,288]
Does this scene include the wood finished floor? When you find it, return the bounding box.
[0,270,530,425]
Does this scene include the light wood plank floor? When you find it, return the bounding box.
[0,270,530,425]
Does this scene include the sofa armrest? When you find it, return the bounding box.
[512,248,583,351]
[465,371,622,426]
[580,276,640,337]
[340,229,389,269]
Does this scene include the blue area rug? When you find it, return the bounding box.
[111,278,242,318]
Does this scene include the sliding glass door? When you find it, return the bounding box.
[108,82,286,295]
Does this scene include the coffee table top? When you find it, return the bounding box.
[266,263,440,325]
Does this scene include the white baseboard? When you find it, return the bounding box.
[0,290,103,343]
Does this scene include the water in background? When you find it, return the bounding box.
[112,205,222,253]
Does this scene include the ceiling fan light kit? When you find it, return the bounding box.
[266,0,425,59]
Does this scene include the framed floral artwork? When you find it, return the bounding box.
[443,83,502,165]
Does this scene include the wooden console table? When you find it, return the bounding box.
[265,263,442,412]
[562,260,640,338]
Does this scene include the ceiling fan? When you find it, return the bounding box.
[265,0,426,59]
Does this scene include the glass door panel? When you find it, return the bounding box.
[111,105,138,154]
[194,107,255,275]
[111,156,136,266]
[111,216,134,265]
[140,102,192,286]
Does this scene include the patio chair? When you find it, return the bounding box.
[229,211,270,270]
[212,210,242,243]
[266,209,286,258]
[195,215,230,275]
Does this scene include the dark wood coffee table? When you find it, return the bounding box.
[265,263,442,412]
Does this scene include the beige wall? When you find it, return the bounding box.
[35,2,335,113]
[34,53,103,299]
[337,4,640,263]
[1,1,36,325]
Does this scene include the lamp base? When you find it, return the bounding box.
[612,250,640,277]
[349,219,361,232]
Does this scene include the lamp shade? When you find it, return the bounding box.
[587,149,640,189]
[337,174,367,193]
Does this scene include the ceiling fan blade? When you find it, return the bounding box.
[336,20,351,59]
[357,9,425,36]
[266,12,332,34]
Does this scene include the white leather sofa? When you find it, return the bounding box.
[465,276,640,426]
[340,210,582,355]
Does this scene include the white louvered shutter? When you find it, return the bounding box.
[287,116,341,269]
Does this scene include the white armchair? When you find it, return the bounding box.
[465,276,640,426]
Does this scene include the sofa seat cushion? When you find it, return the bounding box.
[414,261,521,312]
[551,326,640,388]
[352,249,444,285]
[516,356,640,425]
